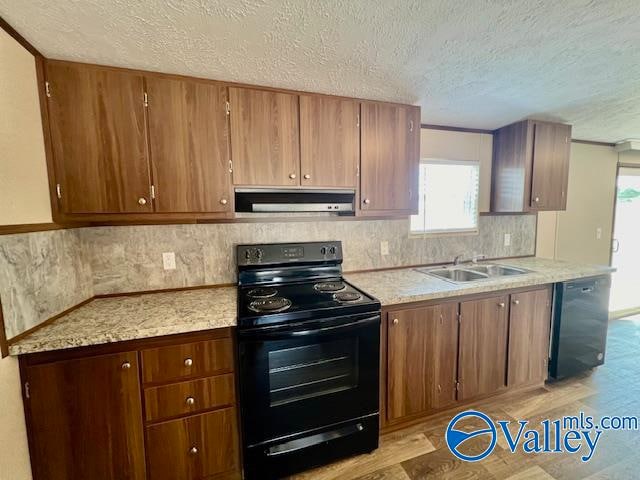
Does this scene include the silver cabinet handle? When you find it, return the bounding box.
[497,302,505,308]
[392,318,399,325]
[363,198,371,205]
[513,299,520,305]
[534,197,540,203]
[220,198,228,205]
[184,358,193,367]
[137,197,147,206]
[121,361,131,370]
[303,174,311,179]
[409,120,414,132]
[189,446,198,455]
[186,396,195,406]
[289,173,297,179]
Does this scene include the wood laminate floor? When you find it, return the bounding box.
[290,316,640,480]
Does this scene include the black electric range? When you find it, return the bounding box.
[236,241,381,479]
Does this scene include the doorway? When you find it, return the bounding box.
[610,165,640,317]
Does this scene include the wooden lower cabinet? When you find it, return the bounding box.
[386,303,458,421]
[383,286,553,427]
[21,329,241,480]
[507,287,552,387]
[458,294,510,401]
[23,352,146,480]
[146,408,240,480]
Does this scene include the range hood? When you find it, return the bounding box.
[235,188,355,214]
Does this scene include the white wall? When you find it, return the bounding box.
[0,29,52,225]
[0,28,46,480]
[420,128,493,212]
[536,142,618,265]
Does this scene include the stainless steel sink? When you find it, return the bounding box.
[416,263,531,284]
[465,264,530,276]
[425,268,488,282]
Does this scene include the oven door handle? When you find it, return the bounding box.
[244,315,380,339]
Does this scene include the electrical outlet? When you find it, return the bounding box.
[162,252,176,270]
[503,233,511,247]
[596,227,602,240]
[380,241,390,256]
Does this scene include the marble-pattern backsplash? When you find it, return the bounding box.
[0,229,93,339]
[1,214,535,338]
[82,215,536,295]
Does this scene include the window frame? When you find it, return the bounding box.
[409,158,481,237]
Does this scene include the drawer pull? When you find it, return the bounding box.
[189,446,198,455]
[186,396,195,406]
[121,361,131,370]
[184,358,193,367]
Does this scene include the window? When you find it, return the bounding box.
[410,159,480,235]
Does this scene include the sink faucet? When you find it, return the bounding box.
[453,253,486,265]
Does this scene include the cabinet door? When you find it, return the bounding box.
[387,303,458,421]
[229,87,299,186]
[146,408,239,480]
[24,352,146,480]
[530,122,572,210]
[360,103,419,213]
[508,288,552,387]
[299,96,359,187]
[46,62,151,214]
[459,295,509,400]
[146,78,232,213]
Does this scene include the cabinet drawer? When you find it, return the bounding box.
[144,374,236,422]
[141,338,233,384]
[146,408,239,480]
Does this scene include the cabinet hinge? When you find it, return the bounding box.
[409,120,414,132]
[356,114,360,128]
[143,92,149,107]
[56,183,62,199]
[565,136,569,143]
[24,382,30,399]
[150,185,156,200]
[225,101,230,115]
[45,81,51,98]
[455,381,460,392]
[356,164,360,177]
[228,160,233,173]
[457,313,462,324]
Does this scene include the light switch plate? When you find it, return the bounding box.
[503,233,511,247]
[162,252,176,270]
[380,241,390,256]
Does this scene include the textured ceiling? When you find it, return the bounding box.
[2,0,640,142]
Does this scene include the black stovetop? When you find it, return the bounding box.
[237,277,380,329]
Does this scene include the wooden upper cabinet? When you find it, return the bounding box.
[299,96,360,187]
[360,103,420,214]
[146,78,232,213]
[24,352,146,480]
[46,62,152,214]
[386,303,458,421]
[491,119,571,212]
[530,122,572,210]
[229,87,300,186]
[458,295,509,400]
[508,287,552,388]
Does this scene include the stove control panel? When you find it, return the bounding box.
[237,241,342,266]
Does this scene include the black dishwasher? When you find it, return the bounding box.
[549,275,611,380]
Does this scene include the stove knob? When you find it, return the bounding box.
[320,246,327,255]
[244,250,251,260]
[255,249,263,259]
[329,246,336,255]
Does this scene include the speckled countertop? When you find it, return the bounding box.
[345,257,614,306]
[9,287,237,355]
[10,257,614,355]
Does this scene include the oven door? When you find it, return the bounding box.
[237,312,380,447]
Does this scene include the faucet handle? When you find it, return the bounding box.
[472,253,487,263]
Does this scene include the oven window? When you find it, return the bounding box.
[268,338,359,407]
